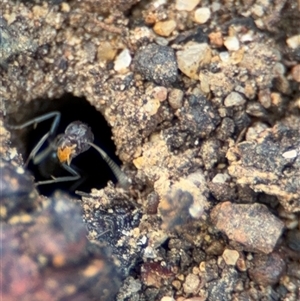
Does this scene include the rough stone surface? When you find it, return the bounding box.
[81,184,144,277]
[134,44,178,85]
[162,94,220,151]
[248,252,286,286]
[210,202,284,254]
[183,274,200,294]
[227,116,300,213]
[207,267,238,301]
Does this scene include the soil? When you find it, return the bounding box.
[0,0,300,300]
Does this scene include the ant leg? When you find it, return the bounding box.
[7,111,61,165]
[25,132,51,166]
[7,111,61,136]
[35,163,80,186]
[87,142,131,188]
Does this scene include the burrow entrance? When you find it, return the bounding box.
[7,94,121,196]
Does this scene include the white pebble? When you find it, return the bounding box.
[222,249,240,266]
[211,1,221,12]
[175,0,200,11]
[252,4,264,17]
[282,149,297,159]
[219,51,230,62]
[224,91,246,107]
[224,36,240,51]
[212,173,230,184]
[114,48,132,72]
[286,35,300,50]
[160,297,175,301]
[176,42,211,79]
[194,7,211,24]
[240,32,254,42]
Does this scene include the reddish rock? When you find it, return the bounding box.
[248,252,286,286]
[1,194,121,301]
[141,262,174,288]
[210,201,284,254]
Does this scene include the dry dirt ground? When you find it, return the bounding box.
[1,0,300,300]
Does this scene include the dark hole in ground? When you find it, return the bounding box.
[8,94,121,197]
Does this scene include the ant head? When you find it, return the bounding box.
[56,121,94,165]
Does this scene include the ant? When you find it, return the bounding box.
[7,111,130,188]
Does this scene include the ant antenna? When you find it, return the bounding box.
[87,142,131,189]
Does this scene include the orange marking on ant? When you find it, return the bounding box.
[57,144,77,165]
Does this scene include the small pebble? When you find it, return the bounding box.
[224,36,240,51]
[222,249,240,266]
[206,240,224,256]
[176,42,211,79]
[209,31,223,48]
[114,48,132,72]
[282,275,297,293]
[168,88,184,109]
[61,2,71,12]
[270,92,283,107]
[219,51,230,62]
[245,122,268,141]
[143,98,161,116]
[286,35,300,49]
[161,296,175,301]
[273,62,286,75]
[248,252,286,286]
[151,86,168,102]
[252,4,264,17]
[236,257,247,272]
[224,91,246,107]
[183,274,200,294]
[172,280,181,290]
[212,173,230,184]
[246,102,267,117]
[154,20,176,37]
[194,7,211,24]
[134,44,178,85]
[286,229,300,251]
[258,89,271,108]
[291,64,300,82]
[175,0,200,11]
[282,149,297,159]
[285,219,298,229]
[97,42,117,62]
[180,297,207,301]
[240,32,254,42]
